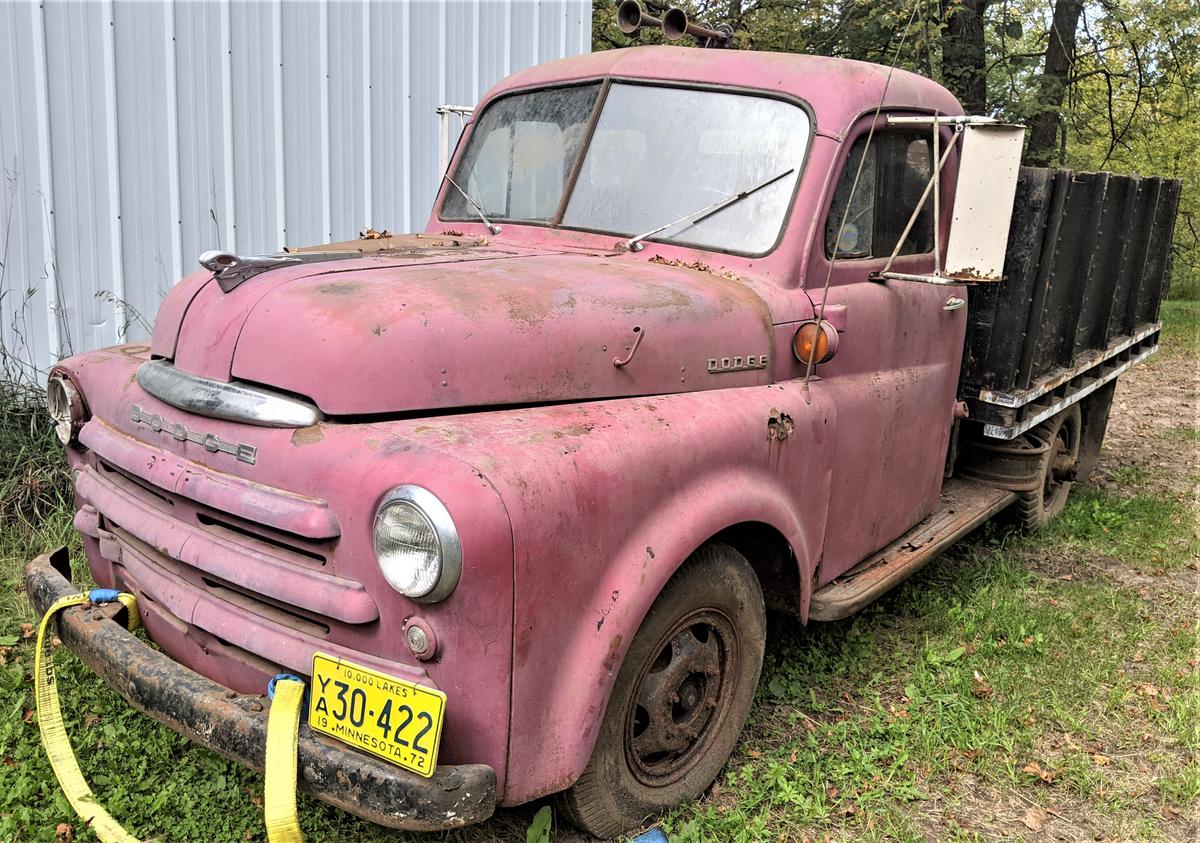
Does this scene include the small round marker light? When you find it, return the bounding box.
[792,320,839,365]
[406,625,429,655]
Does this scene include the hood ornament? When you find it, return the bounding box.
[198,250,301,293]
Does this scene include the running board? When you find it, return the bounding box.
[808,479,1017,621]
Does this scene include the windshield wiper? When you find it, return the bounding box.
[624,168,795,252]
[443,173,502,235]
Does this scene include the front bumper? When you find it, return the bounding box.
[25,548,497,831]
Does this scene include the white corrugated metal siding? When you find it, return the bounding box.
[0,0,590,377]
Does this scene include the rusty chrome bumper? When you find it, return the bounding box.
[25,548,497,831]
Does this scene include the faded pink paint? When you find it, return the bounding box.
[53,48,966,811]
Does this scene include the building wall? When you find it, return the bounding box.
[0,0,590,377]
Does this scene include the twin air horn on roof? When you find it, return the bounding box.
[617,0,734,48]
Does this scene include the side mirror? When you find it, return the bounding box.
[872,117,1025,286]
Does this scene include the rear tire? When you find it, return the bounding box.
[558,544,766,839]
[1017,404,1081,531]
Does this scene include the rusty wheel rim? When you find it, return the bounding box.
[1043,416,1080,509]
[624,608,738,787]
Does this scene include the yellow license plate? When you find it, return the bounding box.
[309,652,446,778]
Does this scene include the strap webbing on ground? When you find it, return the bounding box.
[264,676,306,842]
[34,590,306,842]
[34,592,142,843]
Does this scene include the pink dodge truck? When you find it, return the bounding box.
[32,17,1179,839]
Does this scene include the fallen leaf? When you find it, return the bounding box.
[55,822,74,842]
[1023,761,1057,783]
[1022,807,1047,832]
[971,671,994,698]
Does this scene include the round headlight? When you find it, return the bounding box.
[47,373,86,445]
[373,486,462,602]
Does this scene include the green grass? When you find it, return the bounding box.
[1036,485,1200,572]
[1158,299,1200,358]
[1160,425,1200,442]
[658,493,1199,841]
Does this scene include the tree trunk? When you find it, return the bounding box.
[1025,0,1084,165]
[939,0,989,115]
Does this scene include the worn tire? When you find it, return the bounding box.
[1017,403,1082,531]
[558,544,766,839]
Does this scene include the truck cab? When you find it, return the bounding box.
[33,38,1177,840]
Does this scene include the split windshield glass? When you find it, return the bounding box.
[440,82,811,254]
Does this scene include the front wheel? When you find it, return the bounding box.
[559,544,766,839]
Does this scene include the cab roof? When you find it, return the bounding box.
[485,46,963,139]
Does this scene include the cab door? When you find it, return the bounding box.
[802,116,969,583]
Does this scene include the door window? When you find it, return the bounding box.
[824,132,934,259]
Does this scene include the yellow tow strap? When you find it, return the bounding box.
[34,590,307,842]
[264,676,306,842]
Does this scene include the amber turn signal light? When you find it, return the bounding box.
[792,320,838,365]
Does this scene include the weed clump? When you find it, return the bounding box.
[0,379,69,532]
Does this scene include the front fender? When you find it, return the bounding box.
[393,385,835,804]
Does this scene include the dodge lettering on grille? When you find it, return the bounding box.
[131,405,257,465]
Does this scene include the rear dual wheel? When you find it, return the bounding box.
[1017,403,1082,531]
[559,545,766,839]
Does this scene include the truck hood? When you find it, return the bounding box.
[168,251,778,416]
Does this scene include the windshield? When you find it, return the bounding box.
[441,82,811,254]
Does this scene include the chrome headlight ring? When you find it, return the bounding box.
[47,373,87,446]
[373,485,462,603]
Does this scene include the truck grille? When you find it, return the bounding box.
[68,419,431,686]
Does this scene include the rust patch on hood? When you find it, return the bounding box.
[291,426,325,447]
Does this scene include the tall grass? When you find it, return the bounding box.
[0,382,69,529]
[0,381,74,623]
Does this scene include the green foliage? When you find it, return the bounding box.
[0,384,71,535]
[660,520,1198,840]
[1159,300,1200,357]
[526,805,553,843]
[1034,485,1200,572]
